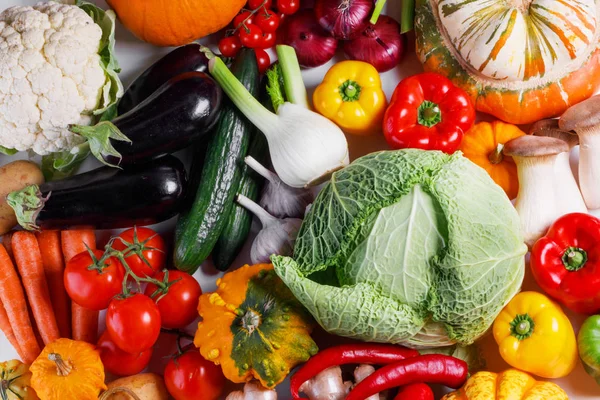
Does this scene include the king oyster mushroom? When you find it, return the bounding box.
[226,382,278,400]
[530,119,586,214]
[503,135,585,247]
[560,95,600,210]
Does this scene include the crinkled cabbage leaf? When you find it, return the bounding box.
[272,150,526,348]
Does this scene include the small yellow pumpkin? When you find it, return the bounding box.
[29,338,106,400]
[194,263,318,389]
[459,121,525,200]
[441,369,568,400]
[0,360,39,400]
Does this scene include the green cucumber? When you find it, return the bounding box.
[174,49,260,273]
[212,128,269,271]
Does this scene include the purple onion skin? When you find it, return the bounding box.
[281,10,339,68]
[314,0,374,40]
[343,15,405,72]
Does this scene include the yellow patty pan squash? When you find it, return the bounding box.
[415,0,600,124]
[194,263,318,389]
[0,360,39,400]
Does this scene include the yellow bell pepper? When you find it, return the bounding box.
[492,291,577,379]
[313,60,387,135]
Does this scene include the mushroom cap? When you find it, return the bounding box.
[559,95,600,132]
[503,134,569,157]
[530,119,579,148]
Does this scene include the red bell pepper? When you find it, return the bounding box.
[383,72,475,154]
[531,212,600,314]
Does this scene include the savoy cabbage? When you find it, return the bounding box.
[272,149,526,347]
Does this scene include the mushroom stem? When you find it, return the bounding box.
[577,129,600,209]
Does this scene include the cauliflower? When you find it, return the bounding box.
[0,1,122,155]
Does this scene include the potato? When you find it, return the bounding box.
[0,160,44,235]
[101,373,169,400]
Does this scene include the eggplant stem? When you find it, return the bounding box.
[245,156,280,185]
[237,194,278,227]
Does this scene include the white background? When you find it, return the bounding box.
[0,0,599,398]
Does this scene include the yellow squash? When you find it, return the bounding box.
[194,264,318,389]
[313,61,387,135]
[442,369,568,400]
[29,339,106,400]
[493,291,577,379]
[0,360,38,400]
[459,121,525,199]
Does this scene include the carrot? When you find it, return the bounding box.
[36,230,71,339]
[61,229,99,343]
[0,300,24,360]
[0,244,40,364]
[2,232,14,261]
[11,231,60,346]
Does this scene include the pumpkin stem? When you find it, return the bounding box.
[1,378,10,400]
[509,0,533,12]
[48,353,73,376]
[488,143,505,164]
[99,387,142,400]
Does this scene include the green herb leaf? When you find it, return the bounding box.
[0,146,18,156]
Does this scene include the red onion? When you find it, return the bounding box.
[281,10,338,68]
[343,15,404,72]
[314,0,374,40]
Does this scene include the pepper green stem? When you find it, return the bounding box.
[339,80,362,102]
[488,144,505,165]
[510,313,535,340]
[6,185,48,231]
[417,101,442,127]
[562,247,588,271]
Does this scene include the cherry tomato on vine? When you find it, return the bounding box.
[64,249,125,311]
[277,0,300,14]
[164,351,225,400]
[112,226,165,279]
[97,331,152,376]
[144,271,202,329]
[255,48,271,73]
[239,24,264,48]
[259,31,276,48]
[218,36,242,58]
[106,294,161,354]
[248,0,272,9]
[255,10,280,32]
[233,11,255,29]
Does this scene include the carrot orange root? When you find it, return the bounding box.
[37,230,71,339]
[0,244,41,364]
[11,231,60,346]
[0,300,24,360]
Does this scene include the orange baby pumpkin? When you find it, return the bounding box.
[106,0,247,47]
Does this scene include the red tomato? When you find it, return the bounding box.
[233,11,255,30]
[248,0,272,9]
[64,250,125,311]
[239,24,264,48]
[164,351,225,400]
[106,294,161,354]
[144,271,202,329]
[276,0,300,14]
[113,227,165,279]
[219,36,242,58]
[97,331,152,376]
[260,32,276,48]
[255,48,271,73]
[256,10,280,33]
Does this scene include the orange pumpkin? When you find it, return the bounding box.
[106,0,247,47]
[415,0,600,124]
[459,121,525,200]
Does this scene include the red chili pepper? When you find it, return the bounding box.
[290,343,419,400]
[345,354,468,400]
[383,72,475,154]
[531,212,600,314]
[394,383,434,400]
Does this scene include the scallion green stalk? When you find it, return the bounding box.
[276,46,310,109]
[370,0,387,24]
[401,0,415,34]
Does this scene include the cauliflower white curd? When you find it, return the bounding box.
[0,1,115,155]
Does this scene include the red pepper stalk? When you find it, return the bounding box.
[290,343,419,399]
[531,212,600,314]
[383,72,475,154]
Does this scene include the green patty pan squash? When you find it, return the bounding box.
[194,263,318,388]
[273,149,527,348]
[579,314,600,385]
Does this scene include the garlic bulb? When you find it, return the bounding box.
[236,194,302,264]
[245,156,314,218]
